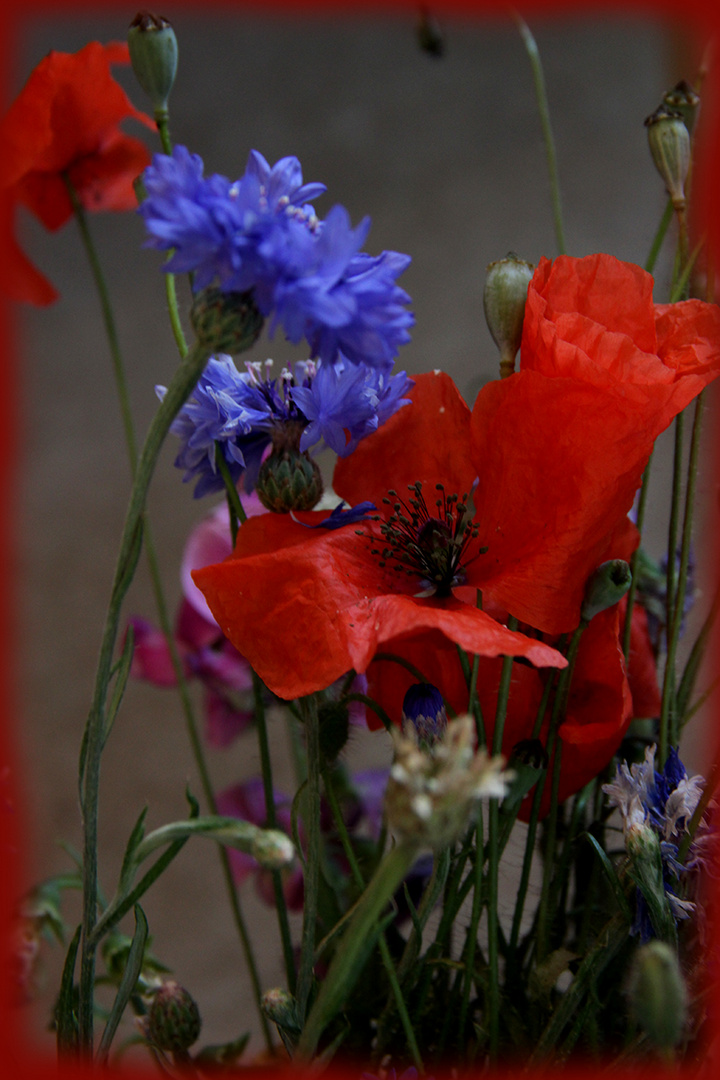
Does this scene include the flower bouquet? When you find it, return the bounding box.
[3,5,720,1077]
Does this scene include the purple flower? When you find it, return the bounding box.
[139,146,414,367]
[160,353,413,498]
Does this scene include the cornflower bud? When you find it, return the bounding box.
[128,11,178,114]
[385,713,511,849]
[662,79,700,135]
[580,559,632,623]
[261,987,301,1032]
[644,105,691,211]
[401,682,447,748]
[627,940,688,1050]
[250,828,296,871]
[190,287,264,356]
[145,980,201,1053]
[256,422,324,513]
[483,253,534,378]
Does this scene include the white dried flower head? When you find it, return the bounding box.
[384,713,512,849]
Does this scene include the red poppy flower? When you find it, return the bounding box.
[0,41,154,305]
[467,252,720,634]
[193,371,567,701]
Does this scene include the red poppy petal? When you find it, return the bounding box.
[469,370,655,634]
[333,369,476,509]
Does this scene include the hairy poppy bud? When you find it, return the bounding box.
[581,559,632,623]
[662,79,700,135]
[644,105,691,211]
[483,253,534,378]
[190,287,264,355]
[627,940,688,1050]
[318,699,351,764]
[145,980,201,1053]
[128,11,178,114]
[402,682,447,749]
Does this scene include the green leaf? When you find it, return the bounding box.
[97,905,149,1062]
[104,623,135,746]
[582,832,633,922]
[194,1031,251,1070]
[56,924,82,1056]
[118,807,149,893]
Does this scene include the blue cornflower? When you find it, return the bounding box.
[139,147,414,367]
[603,744,711,941]
[401,682,448,747]
[159,353,413,499]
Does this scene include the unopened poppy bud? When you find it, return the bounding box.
[662,79,700,135]
[580,559,632,623]
[261,987,301,1032]
[190,287,264,356]
[145,980,201,1053]
[502,739,548,807]
[627,940,687,1050]
[402,682,447,748]
[483,253,534,378]
[128,12,178,114]
[318,699,351,764]
[644,105,691,210]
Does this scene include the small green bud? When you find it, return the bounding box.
[580,559,632,623]
[250,829,295,871]
[261,987,301,1032]
[145,980,201,1053]
[627,940,687,1050]
[483,253,534,378]
[190,287,264,356]
[644,105,691,210]
[256,428,324,513]
[128,11,178,114]
[662,79,700,135]
[502,739,548,808]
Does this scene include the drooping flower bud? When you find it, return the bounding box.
[401,682,447,748]
[502,738,548,809]
[644,105,691,211]
[626,940,688,1050]
[190,287,264,356]
[127,12,179,114]
[145,980,201,1053]
[662,79,700,135]
[483,253,535,378]
[580,559,632,623]
[250,828,296,871]
[385,713,512,849]
[256,422,324,513]
[318,699,351,764]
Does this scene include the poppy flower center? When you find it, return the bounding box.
[364,481,483,598]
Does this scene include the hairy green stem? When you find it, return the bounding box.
[513,12,565,255]
[622,461,652,662]
[296,696,322,1023]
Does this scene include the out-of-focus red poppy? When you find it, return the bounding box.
[193,371,567,700]
[0,41,153,305]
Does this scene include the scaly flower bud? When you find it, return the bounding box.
[644,105,691,211]
[261,987,301,1032]
[255,422,324,513]
[250,828,296,871]
[483,253,535,378]
[401,682,447,748]
[127,11,179,114]
[384,713,512,849]
[580,559,632,623]
[190,287,264,356]
[627,940,688,1050]
[145,980,201,1053]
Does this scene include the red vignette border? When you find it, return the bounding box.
[1,0,720,1078]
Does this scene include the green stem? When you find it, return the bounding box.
[78,338,212,1051]
[215,442,247,540]
[295,841,419,1062]
[253,672,297,994]
[513,11,565,255]
[622,461,652,662]
[645,197,674,274]
[322,768,424,1073]
[660,393,706,761]
[295,696,322,1023]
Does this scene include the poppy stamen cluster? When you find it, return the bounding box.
[363,481,484,598]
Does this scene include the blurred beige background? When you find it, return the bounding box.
[8,2,718,1063]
